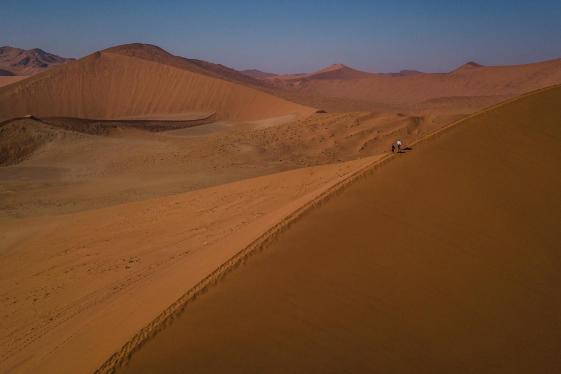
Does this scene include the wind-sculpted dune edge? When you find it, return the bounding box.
[94,153,387,373]
[94,83,561,373]
[116,83,561,373]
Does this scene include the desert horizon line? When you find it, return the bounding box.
[3,42,561,76]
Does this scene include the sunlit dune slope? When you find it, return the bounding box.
[308,63,374,79]
[104,43,266,87]
[0,76,25,88]
[118,85,561,373]
[0,48,315,121]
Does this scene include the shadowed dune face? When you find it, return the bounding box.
[0,49,314,122]
[117,85,561,373]
[296,63,376,80]
[0,119,69,165]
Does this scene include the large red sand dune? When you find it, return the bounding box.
[117,84,561,373]
[0,45,314,122]
[104,43,266,87]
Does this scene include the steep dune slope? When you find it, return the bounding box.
[104,43,266,87]
[0,76,25,88]
[0,49,314,121]
[118,84,561,373]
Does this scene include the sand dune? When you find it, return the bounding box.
[0,111,418,218]
[452,60,484,71]
[104,43,266,87]
[308,64,374,80]
[0,86,419,373]
[116,84,561,373]
[0,45,314,122]
[0,118,74,165]
[0,76,25,88]
[240,69,278,79]
[263,64,374,87]
[0,154,380,374]
[267,58,561,115]
[2,39,561,374]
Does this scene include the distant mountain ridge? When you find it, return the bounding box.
[0,46,73,75]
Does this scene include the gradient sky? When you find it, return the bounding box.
[2,0,561,74]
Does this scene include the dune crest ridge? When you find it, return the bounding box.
[0,45,315,122]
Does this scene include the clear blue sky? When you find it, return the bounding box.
[2,0,561,73]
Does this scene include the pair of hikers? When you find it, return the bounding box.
[391,139,402,153]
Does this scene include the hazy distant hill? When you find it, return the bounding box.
[0,46,73,75]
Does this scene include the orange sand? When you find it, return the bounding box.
[0,47,314,122]
[117,85,561,373]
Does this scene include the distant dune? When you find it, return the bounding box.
[241,69,278,79]
[385,69,424,77]
[268,63,375,82]
[0,46,72,75]
[452,60,484,72]
[118,83,561,374]
[265,58,561,114]
[305,64,376,80]
[0,44,315,121]
[104,43,266,88]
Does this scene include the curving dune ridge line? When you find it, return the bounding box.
[101,83,561,373]
[116,83,561,373]
[0,47,315,122]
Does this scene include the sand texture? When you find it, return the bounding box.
[268,58,561,115]
[0,76,25,88]
[2,41,561,374]
[0,47,314,122]
[0,152,382,373]
[117,84,561,373]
